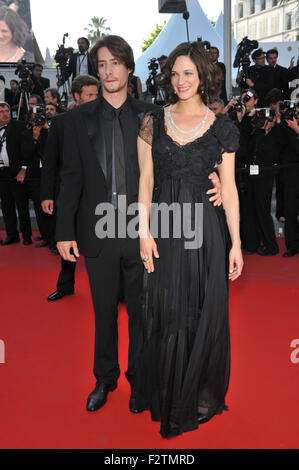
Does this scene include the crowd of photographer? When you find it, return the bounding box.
[0,37,100,255]
[0,35,298,266]
[145,38,299,259]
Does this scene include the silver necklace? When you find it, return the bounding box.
[168,104,208,134]
[5,47,21,62]
[167,105,209,144]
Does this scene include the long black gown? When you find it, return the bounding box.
[134,109,240,438]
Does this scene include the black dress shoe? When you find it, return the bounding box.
[47,290,74,301]
[129,387,144,414]
[23,238,33,246]
[283,248,298,258]
[36,240,50,248]
[257,246,278,256]
[86,381,117,412]
[1,236,20,246]
[34,236,43,241]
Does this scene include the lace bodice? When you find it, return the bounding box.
[139,108,240,189]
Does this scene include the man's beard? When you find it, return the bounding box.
[102,81,127,94]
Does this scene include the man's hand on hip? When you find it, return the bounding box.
[57,241,80,262]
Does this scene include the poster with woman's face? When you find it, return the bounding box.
[0,0,34,63]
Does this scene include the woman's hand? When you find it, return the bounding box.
[229,245,244,281]
[140,233,159,273]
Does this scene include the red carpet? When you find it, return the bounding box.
[0,232,299,449]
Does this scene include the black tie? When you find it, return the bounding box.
[112,108,126,208]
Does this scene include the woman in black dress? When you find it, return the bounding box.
[135,41,244,438]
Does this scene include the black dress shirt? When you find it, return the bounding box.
[99,96,140,205]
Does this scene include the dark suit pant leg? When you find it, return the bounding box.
[11,180,31,239]
[275,172,285,219]
[241,176,260,251]
[85,239,122,385]
[252,175,279,253]
[121,237,144,387]
[57,257,76,294]
[0,176,18,238]
[284,180,299,251]
[25,179,48,240]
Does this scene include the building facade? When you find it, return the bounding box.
[233,0,299,43]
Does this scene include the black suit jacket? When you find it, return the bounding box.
[3,120,27,177]
[31,75,50,99]
[40,113,65,201]
[21,127,49,180]
[67,52,97,81]
[56,96,157,257]
[268,64,289,100]
[215,61,227,102]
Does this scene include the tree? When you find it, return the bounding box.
[141,21,166,52]
[207,16,216,27]
[84,17,111,46]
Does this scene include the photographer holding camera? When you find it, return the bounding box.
[246,49,274,107]
[20,105,54,248]
[30,64,50,100]
[237,90,284,255]
[57,37,97,86]
[146,56,167,105]
[226,89,257,244]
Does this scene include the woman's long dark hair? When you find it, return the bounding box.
[0,5,28,48]
[163,41,221,105]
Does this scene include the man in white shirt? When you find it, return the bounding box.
[64,37,97,83]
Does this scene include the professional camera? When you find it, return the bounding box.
[197,37,211,51]
[233,36,259,90]
[15,59,31,79]
[230,90,256,113]
[55,44,74,67]
[148,58,159,73]
[15,59,32,92]
[146,58,159,97]
[279,100,299,121]
[27,106,52,128]
[251,108,275,129]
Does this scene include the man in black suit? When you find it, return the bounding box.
[246,49,274,107]
[21,109,51,247]
[31,64,50,100]
[56,35,222,413]
[0,102,31,245]
[40,74,100,301]
[266,49,289,100]
[209,46,227,103]
[62,37,97,84]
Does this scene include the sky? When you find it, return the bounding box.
[30,0,223,61]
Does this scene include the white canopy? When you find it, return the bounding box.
[215,11,237,49]
[135,0,224,85]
